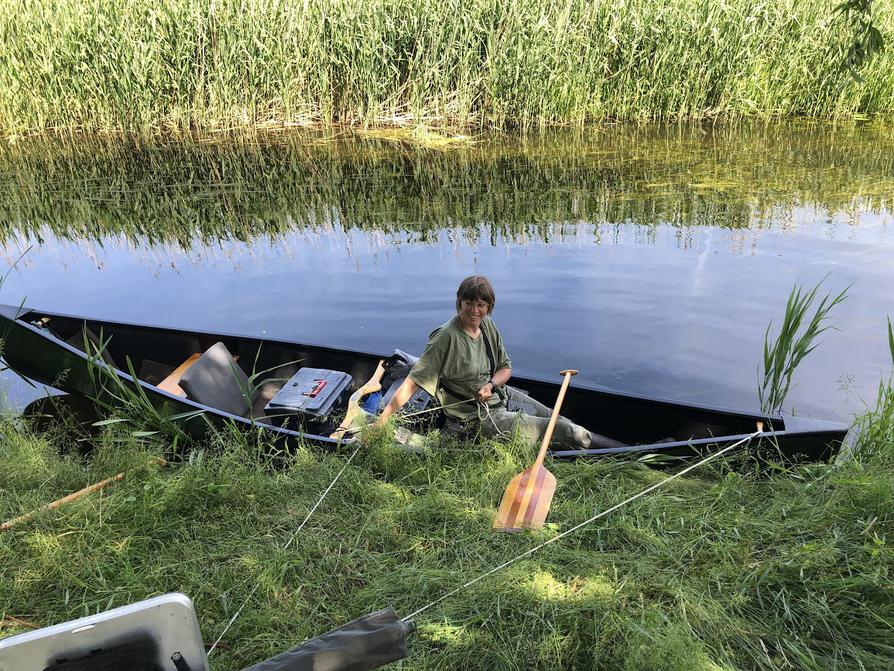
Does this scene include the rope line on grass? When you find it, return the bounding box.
[207,441,363,656]
[401,429,762,622]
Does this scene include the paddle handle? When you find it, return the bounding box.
[533,369,578,468]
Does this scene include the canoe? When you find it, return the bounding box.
[0,304,848,462]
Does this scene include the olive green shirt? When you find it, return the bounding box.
[409,315,511,420]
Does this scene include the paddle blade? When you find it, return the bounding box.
[492,465,557,532]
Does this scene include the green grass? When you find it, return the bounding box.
[0,0,893,134]
[1,399,892,670]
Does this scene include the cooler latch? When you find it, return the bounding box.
[303,379,328,398]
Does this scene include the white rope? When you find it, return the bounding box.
[207,442,363,656]
[478,400,513,439]
[401,430,761,622]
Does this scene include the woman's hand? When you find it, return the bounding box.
[475,381,494,403]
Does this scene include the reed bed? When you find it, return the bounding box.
[0,0,892,133]
[0,392,892,670]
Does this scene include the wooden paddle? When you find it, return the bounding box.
[493,369,578,532]
[330,359,387,439]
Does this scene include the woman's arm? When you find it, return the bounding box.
[492,366,512,387]
[374,376,420,426]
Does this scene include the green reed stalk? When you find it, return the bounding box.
[0,0,892,133]
[759,280,848,414]
[80,332,207,449]
[851,376,894,462]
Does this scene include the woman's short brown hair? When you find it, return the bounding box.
[455,275,496,314]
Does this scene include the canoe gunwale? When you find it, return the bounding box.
[549,427,844,459]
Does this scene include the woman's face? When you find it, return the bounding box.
[458,298,490,331]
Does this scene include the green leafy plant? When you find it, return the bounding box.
[1,0,893,132]
[849,317,894,463]
[759,280,849,415]
[3,404,893,670]
[81,329,207,450]
[835,0,886,80]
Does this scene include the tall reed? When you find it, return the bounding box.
[759,280,848,414]
[0,0,892,133]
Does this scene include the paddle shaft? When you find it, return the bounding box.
[532,369,577,468]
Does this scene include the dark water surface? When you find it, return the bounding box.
[0,124,891,422]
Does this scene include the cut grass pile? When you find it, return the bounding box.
[1,404,892,670]
[1,0,893,133]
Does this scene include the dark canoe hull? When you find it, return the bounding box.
[0,304,849,462]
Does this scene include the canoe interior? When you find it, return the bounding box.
[1,307,847,461]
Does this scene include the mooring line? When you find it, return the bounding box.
[401,430,761,622]
[208,441,363,656]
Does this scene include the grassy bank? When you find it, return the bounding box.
[1,394,892,669]
[1,0,893,133]
[0,124,892,250]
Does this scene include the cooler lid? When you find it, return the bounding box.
[266,368,353,414]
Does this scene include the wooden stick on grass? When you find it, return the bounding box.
[1,615,38,629]
[1,458,166,531]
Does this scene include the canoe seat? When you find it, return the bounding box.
[157,353,201,397]
[179,342,254,417]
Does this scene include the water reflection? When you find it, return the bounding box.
[0,124,891,422]
[1,123,891,248]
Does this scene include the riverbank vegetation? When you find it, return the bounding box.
[1,0,893,134]
[1,379,892,669]
[1,124,892,250]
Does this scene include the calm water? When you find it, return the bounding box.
[0,124,892,422]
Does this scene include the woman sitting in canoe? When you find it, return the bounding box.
[375,275,624,450]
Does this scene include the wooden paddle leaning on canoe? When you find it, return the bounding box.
[493,370,577,532]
